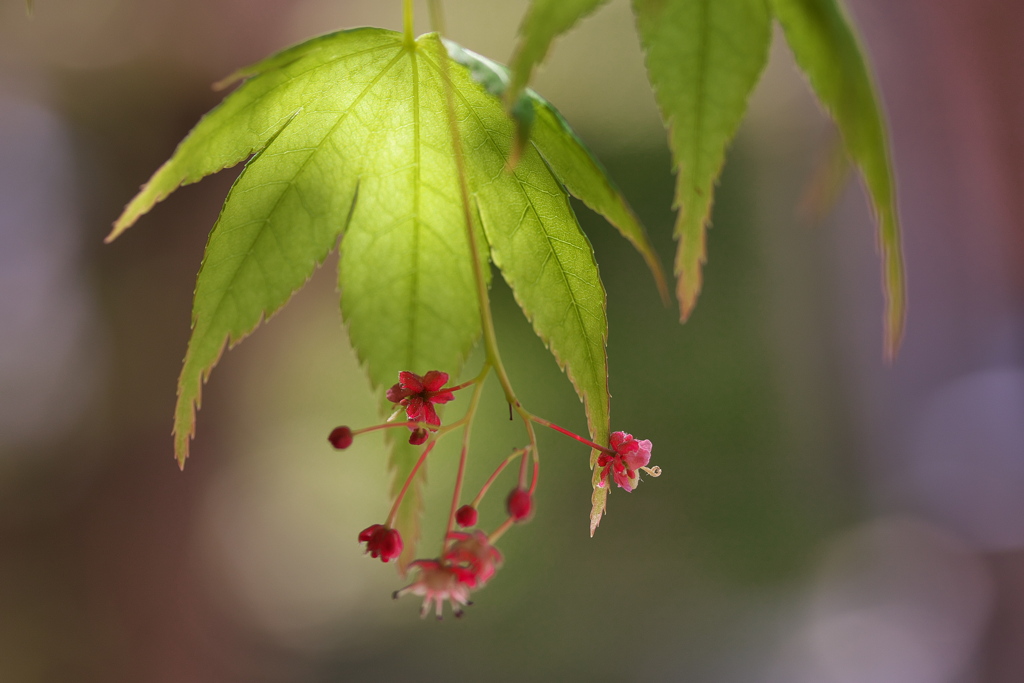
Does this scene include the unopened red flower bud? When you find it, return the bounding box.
[409,427,429,445]
[328,426,353,449]
[455,504,478,528]
[506,488,533,522]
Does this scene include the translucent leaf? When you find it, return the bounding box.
[632,0,772,320]
[111,29,617,552]
[446,41,666,300]
[771,0,906,357]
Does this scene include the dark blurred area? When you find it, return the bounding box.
[2,0,1022,681]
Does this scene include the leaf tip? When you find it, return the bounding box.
[880,205,906,363]
[589,498,605,537]
[672,203,711,323]
[651,260,671,307]
[173,430,191,470]
[173,358,206,472]
[105,217,131,243]
[675,276,700,323]
[883,283,906,364]
[589,463,608,536]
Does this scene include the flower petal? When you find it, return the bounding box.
[386,382,411,403]
[613,468,636,492]
[430,390,455,404]
[405,397,426,422]
[623,441,651,470]
[399,371,425,393]
[422,370,449,392]
[422,403,441,427]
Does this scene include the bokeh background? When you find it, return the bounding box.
[2,0,1023,681]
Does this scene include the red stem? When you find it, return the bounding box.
[385,440,436,527]
[528,452,539,495]
[471,448,526,508]
[446,431,471,538]
[517,444,529,489]
[488,516,515,545]
[444,378,476,392]
[353,421,432,436]
[529,416,614,454]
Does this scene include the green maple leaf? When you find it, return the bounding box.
[632,0,772,322]
[510,0,906,355]
[770,0,906,357]
[110,28,658,555]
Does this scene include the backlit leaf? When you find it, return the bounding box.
[111,28,618,550]
[447,41,666,301]
[632,0,772,320]
[771,0,906,358]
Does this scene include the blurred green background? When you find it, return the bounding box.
[3,1,1024,681]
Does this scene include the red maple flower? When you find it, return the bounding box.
[443,530,503,588]
[386,370,455,428]
[358,524,403,563]
[393,560,474,619]
[392,531,503,618]
[596,431,654,492]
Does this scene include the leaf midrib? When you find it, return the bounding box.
[408,44,422,370]
[689,0,710,195]
[421,50,604,392]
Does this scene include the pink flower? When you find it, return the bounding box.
[386,370,455,428]
[597,431,654,492]
[393,560,474,619]
[444,530,503,588]
[392,531,503,618]
[358,524,403,563]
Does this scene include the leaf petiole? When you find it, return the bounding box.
[403,0,414,47]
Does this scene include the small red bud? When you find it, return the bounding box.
[328,426,353,449]
[409,427,428,445]
[455,505,478,528]
[506,488,533,522]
